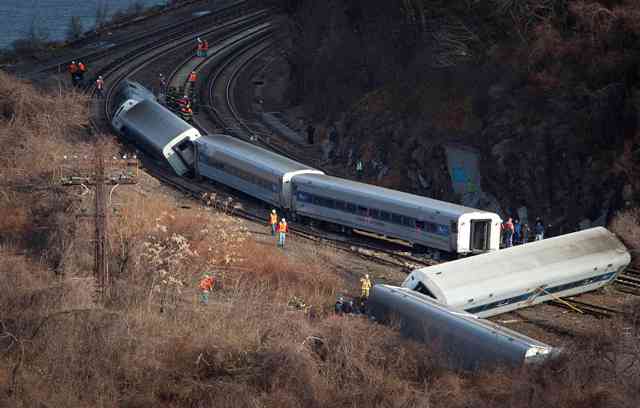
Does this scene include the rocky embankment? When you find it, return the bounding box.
[280,0,640,233]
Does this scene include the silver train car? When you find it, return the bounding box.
[109,83,503,255]
[291,174,502,254]
[368,285,555,369]
[110,79,156,115]
[194,134,323,209]
[402,227,631,317]
[111,84,201,176]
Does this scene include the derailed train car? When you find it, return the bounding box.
[368,285,555,369]
[109,82,503,255]
[111,81,201,176]
[291,174,502,254]
[194,134,323,210]
[402,227,631,317]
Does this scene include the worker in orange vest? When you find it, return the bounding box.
[196,37,203,56]
[68,61,78,85]
[268,209,278,236]
[199,274,214,304]
[202,39,209,56]
[77,61,87,84]
[95,75,104,98]
[188,71,197,84]
[277,218,288,248]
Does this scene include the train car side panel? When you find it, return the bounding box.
[368,285,554,369]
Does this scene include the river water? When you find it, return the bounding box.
[0,0,167,49]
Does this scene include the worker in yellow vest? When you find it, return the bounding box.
[277,218,288,248]
[360,274,372,299]
[269,209,278,236]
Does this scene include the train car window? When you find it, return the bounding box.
[358,206,368,216]
[436,224,449,236]
[335,200,345,211]
[414,282,435,298]
[297,191,311,202]
[391,213,402,224]
[321,197,334,208]
[450,221,458,233]
[402,217,415,228]
[312,195,322,205]
[370,209,380,219]
[415,220,425,230]
[346,202,356,213]
[380,211,390,221]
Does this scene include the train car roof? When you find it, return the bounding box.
[120,99,195,152]
[111,80,156,111]
[293,173,498,218]
[198,134,319,174]
[403,227,630,305]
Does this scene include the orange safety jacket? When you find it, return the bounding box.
[188,72,197,82]
[96,79,104,89]
[277,221,288,233]
[269,213,278,225]
[202,40,209,51]
[78,63,86,72]
[68,63,78,73]
[199,277,214,291]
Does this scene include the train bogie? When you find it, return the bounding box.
[403,227,631,317]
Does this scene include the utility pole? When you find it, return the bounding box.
[59,146,138,301]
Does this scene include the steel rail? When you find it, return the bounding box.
[31,0,256,76]
[100,10,271,119]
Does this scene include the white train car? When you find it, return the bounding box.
[402,227,630,317]
[367,285,555,369]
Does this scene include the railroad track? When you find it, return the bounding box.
[160,17,435,269]
[548,297,623,319]
[614,267,640,295]
[100,10,272,116]
[81,7,432,273]
[30,0,257,76]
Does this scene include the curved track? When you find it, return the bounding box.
[87,4,636,324]
[84,7,432,272]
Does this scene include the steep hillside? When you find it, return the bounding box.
[281,0,640,232]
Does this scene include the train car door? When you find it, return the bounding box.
[449,221,458,251]
[281,179,293,210]
[470,219,491,251]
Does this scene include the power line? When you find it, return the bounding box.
[59,147,138,301]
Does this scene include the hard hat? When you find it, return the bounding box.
[98,75,102,79]
[71,61,75,63]
[365,274,369,278]
[272,209,276,213]
[282,218,286,222]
